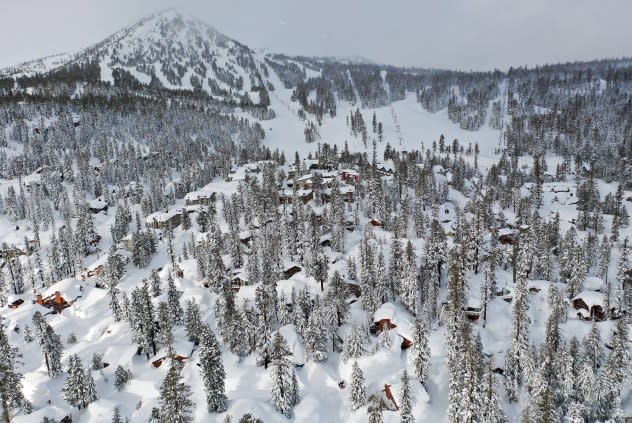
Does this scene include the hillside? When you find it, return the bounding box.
[0,9,630,423]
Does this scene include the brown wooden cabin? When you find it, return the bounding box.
[146,210,183,230]
[382,384,399,410]
[81,264,104,281]
[498,234,517,246]
[464,306,482,321]
[283,265,302,279]
[184,192,216,206]
[370,219,383,227]
[399,335,413,350]
[152,354,188,368]
[35,291,72,313]
[370,318,397,335]
[9,298,24,309]
[572,297,607,321]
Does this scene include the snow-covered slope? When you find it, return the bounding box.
[1,10,264,101]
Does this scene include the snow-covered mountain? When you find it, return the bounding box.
[2,10,266,102]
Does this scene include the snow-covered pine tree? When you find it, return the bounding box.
[350,361,366,411]
[343,324,367,362]
[184,298,203,345]
[583,322,604,373]
[411,318,430,384]
[166,271,184,325]
[270,332,294,417]
[129,283,158,358]
[504,242,531,403]
[0,318,30,421]
[150,268,161,297]
[112,406,122,423]
[158,363,194,423]
[198,324,227,413]
[113,365,132,392]
[63,354,97,409]
[32,311,63,378]
[479,360,507,423]
[324,271,350,327]
[304,300,328,362]
[480,253,496,327]
[157,301,175,355]
[399,369,414,423]
[367,395,384,423]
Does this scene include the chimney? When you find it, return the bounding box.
[36,294,43,305]
[54,291,62,304]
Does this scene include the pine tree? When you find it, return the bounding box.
[157,301,175,355]
[399,369,414,423]
[112,407,122,423]
[184,299,203,345]
[0,318,30,422]
[411,318,430,384]
[343,324,367,362]
[304,301,328,362]
[158,364,194,423]
[150,268,162,297]
[583,322,604,373]
[166,272,184,325]
[63,354,97,409]
[350,361,366,411]
[199,324,227,413]
[32,311,63,378]
[324,271,350,327]
[504,244,530,402]
[480,360,507,423]
[367,395,384,423]
[270,332,294,417]
[113,365,132,392]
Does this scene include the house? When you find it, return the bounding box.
[34,291,72,314]
[184,189,216,206]
[295,174,314,190]
[572,291,607,321]
[0,246,26,259]
[145,209,183,230]
[232,271,249,290]
[297,189,313,204]
[152,354,188,368]
[498,229,518,246]
[8,298,24,309]
[80,264,103,280]
[370,218,383,227]
[239,230,252,245]
[339,184,355,202]
[463,302,481,321]
[339,169,360,184]
[495,287,513,302]
[283,264,302,279]
[88,198,108,214]
[370,303,414,349]
[377,160,395,175]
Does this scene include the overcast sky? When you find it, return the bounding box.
[1,0,630,71]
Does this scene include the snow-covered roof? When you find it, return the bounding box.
[184,188,215,201]
[373,302,414,341]
[572,290,605,308]
[339,169,359,176]
[378,159,394,172]
[88,198,107,210]
[145,208,181,223]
